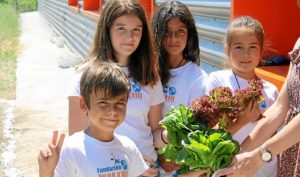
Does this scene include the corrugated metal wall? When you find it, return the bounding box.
[38,0,230,73]
[38,0,96,58]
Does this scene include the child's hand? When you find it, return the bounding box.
[179,169,208,177]
[142,167,158,177]
[158,154,180,172]
[207,113,220,129]
[38,131,65,177]
[141,156,158,177]
[238,100,261,125]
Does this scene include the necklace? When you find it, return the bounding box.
[176,57,185,68]
[233,71,241,89]
[85,128,116,161]
[232,71,267,110]
[232,71,258,89]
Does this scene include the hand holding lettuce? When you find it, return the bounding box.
[158,80,264,176]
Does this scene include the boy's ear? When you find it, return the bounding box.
[79,96,88,112]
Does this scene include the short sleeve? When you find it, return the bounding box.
[127,140,149,176]
[204,73,222,95]
[68,71,82,97]
[150,80,165,106]
[54,144,75,177]
[189,74,207,105]
[263,81,279,106]
[271,85,279,101]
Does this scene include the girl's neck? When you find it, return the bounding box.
[116,54,129,67]
[232,69,257,80]
[168,55,186,69]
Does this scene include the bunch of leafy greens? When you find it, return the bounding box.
[235,79,265,111]
[191,80,265,129]
[190,87,239,129]
[158,105,239,176]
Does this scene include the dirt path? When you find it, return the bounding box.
[13,12,76,176]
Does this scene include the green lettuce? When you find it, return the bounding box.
[158,105,239,177]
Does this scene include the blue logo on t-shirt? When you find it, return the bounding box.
[169,87,176,96]
[163,85,176,96]
[163,85,168,94]
[259,101,267,110]
[120,160,128,170]
[131,82,141,92]
[97,158,128,174]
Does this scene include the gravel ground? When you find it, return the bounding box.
[8,11,76,177]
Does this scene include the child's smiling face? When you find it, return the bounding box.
[227,27,262,77]
[109,14,143,63]
[81,89,128,140]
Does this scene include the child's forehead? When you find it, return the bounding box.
[231,27,256,34]
[93,88,127,100]
[113,14,142,26]
[166,17,186,27]
[230,28,260,42]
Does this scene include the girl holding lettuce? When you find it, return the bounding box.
[151,0,207,176]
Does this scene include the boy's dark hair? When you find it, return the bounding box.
[226,16,264,51]
[152,0,200,85]
[80,62,130,109]
[87,0,158,87]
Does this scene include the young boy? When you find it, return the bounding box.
[38,62,157,177]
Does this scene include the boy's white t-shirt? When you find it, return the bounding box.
[69,67,165,161]
[205,69,279,177]
[162,61,207,116]
[55,132,148,177]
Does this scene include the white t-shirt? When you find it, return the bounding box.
[162,61,207,116]
[205,69,278,177]
[55,132,148,177]
[69,67,165,161]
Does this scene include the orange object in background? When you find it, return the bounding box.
[231,0,300,58]
[231,0,300,90]
[68,0,78,6]
[139,0,156,20]
[255,65,289,90]
[83,0,102,11]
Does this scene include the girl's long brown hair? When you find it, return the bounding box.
[152,0,200,85]
[86,0,159,86]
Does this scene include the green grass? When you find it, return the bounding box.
[4,0,37,12]
[0,3,19,99]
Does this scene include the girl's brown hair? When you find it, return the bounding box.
[226,16,264,50]
[152,0,200,85]
[86,0,159,86]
